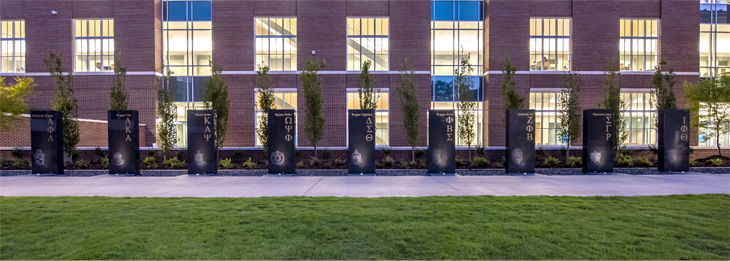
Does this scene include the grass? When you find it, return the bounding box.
[1,195,728,260]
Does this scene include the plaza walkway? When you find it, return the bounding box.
[1,173,728,197]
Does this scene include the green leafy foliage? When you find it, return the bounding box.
[241,157,257,170]
[358,60,380,110]
[382,156,395,167]
[301,56,327,159]
[203,62,230,148]
[397,58,421,161]
[615,154,633,168]
[455,51,478,161]
[651,60,677,110]
[399,160,415,169]
[709,158,724,166]
[689,159,697,167]
[143,156,157,169]
[603,58,628,160]
[455,155,465,167]
[334,158,347,166]
[12,159,28,169]
[308,157,321,167]
[11,147,23,159]
[501,55,526,110]
[635,156,653,167]
[218,158,233,169]
[543,156,560,168]
[322,148,331,159]
[156,67,178,157]
[164,157,184,169]
[101,156,109,169]
[381,146,392,156]
[684,76,730,157]
[567,156,582,168]
[471,156,489,169]
[0,76,35,132]
[109,53,128,111]
[74,159,90,169]
[558,72,581,161]
[296,161,304,168]
[44,52,80,158]
[256,64,276,157]
[176,150,187,162]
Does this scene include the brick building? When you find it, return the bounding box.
[1,0,725,155]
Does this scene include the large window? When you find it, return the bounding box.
[347,92,389,146]
[529,18,570,71]
[621,92,656,145]
[74,19,114,72]
[620,19,659,72]
[347,18,389,71]
[701,2,730,77]
[1,20,25,73]
[431,102,483,147]
[698,102,730,147]
[255,18,297,71]
[255,92,298,146]
[529,92,563,145]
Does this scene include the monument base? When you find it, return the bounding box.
[429,173,456,176]
[266,174,296,177]
[347,173,376,176]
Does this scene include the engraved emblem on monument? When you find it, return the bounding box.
[271,151,285,166]
[590,150,602,164]
[433,150,442,165]
[352,149,363,165]
[668,148,679,164]
[34,149,44,166]
[194,151,205,165]
[112,152,125,166]
[511,148,523,165]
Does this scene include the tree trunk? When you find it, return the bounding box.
[412,147,415,162]
[468,145,472,161]
[566,143,570,162]
[314,146,318,159]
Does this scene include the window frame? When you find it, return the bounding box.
[255,90,298,147]
[621,91,657,146]
[619,18,660,72]
[529,91,565,145]
[346,17,390,71]
[529,18,571,71]
[254,17,298,71]
[1,20,25,73]
[73,19,115,73]
[346,91,390,146]
[430,101,484,147]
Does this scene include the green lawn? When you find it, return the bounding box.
[1,195,728,260]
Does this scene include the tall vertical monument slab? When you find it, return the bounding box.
[582,109,615,173]
[658,110,690,172]
[30,111,64,175]
[187,110,217,175]
[268,109,296,174]
[108,110,140,175]
[348,110,376,174]
[505,110,536,174]
[428,110,456,174]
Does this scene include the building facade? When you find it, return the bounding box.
[1,0,719,152]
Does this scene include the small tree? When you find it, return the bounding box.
[603,59,628,159]
[684,76,730,156]
[557,72,581,161]
[156,67,177,160]
[203,61,230,148]
[358,60,380,110]
[0,76,35,132]
[501,55,525,110]
[44,53,80,160]
[651,60,678,110]
[256,64,276,157]
[397,58,420,161]
[301,56,327,159]
[455,52,477,161]
[109,52,129,111]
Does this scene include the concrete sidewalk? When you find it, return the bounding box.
[0,174,728,197]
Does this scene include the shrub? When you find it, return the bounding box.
[296,161,304,168]
[233,149,244,162]
[218,158,233,169]
[101,156,110,169]
[648,144,659,156]
[11,147,23,159]
[543,156,560,168]
[471,156,489,168]
[567,156,582,168]
[709,158,724,167]
[455,155,465,167]
[476,146,485,155]
[415,149,425,158]
[13,159,28,169]
[375,160,382,168]
[536,146,546,157]
[143,156,157,169]
[334,158,347,166]
[635,156,653,167]
[417,160,426,169]
[164,157,185,169]
[176,150,187,161]
[322,162,333,169]
[400,160,415,169]
[71,149,80,161]
[147,150,156,157]
[382,156,395,167]
[689,159,697,167]
[322,148,331,159]
[382,146,392,156]
[0,159,7,167]
[241,157,257,169]
[616,154,633,168]
[74,159,90,169]
[94,146,107,158]
[309,156,321,167]
[560,146,568,157]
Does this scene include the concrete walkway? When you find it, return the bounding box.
[0,174,728,197]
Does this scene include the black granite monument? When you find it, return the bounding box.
[658,110,690,172]
[582,109,615,173]
[187,110,217,175]
[505,110,536,174]
[428,110,456,174]
[30,111,64,174]
[348,109,376,174]
[108,110,140,175]
[268,109,296,174]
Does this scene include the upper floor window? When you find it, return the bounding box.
[347,92,390,145]
[620,19,659,72]
[75,19,114,72]
[1,20,25,73]
[163,0,212,77]
[621,92,656,145]
[256,18,297,71]
[530,18,570,71]
[347,18,389,71]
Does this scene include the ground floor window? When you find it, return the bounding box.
[529,92,564,145]
[171,102,206,148]
[431,101,483,147]
[621,92,656,145]
[256,91,298,146]
[347,92,389,146]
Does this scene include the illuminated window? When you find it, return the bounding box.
[347,18,389,71]
[347,92,389,145]
[621,92,656,145]
[255,92,298,146]
[74,19,114,72]
[1,20,25,73]
[431,101,483,147]
[529,92,564,145]
[255,18,297,71]
[620,19,659,72]
[697,102,730,147]
[530,18,570,71]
